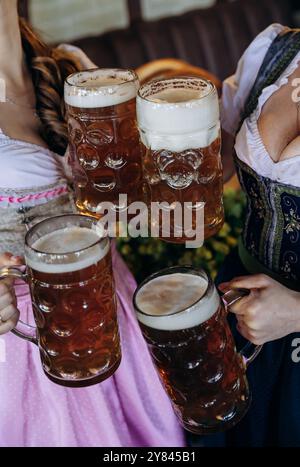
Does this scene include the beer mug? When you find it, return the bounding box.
[137,77,224,243]
[0,214,121,387]
[133,266,261,434]
[64,68,143,219]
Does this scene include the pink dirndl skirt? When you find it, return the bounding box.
[0,244,185,447]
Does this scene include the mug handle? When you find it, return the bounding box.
[222,288,262,368]
[0,266,37,345]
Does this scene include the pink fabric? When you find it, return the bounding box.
[0,245,185,447]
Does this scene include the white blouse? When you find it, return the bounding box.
[221,23,300,186]
[0,44,95,190]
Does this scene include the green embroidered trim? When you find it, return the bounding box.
[258,184,272,265]
[273,185,285,272]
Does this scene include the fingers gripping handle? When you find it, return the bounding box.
[222,288,262,368]
[0,267,37,345]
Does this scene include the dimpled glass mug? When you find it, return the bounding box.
[136,77,224,243]
[0,214,121,387]
[65,68,143,219]
[133,266,262,434]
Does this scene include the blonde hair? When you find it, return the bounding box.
[19,17,81,155]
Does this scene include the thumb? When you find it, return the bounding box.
[227,274,272,291]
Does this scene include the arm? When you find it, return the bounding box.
[221,128,235,183]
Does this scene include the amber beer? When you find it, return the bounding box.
[133,267,250,434]
[137,77,224,242]
[64,69,143,218]
[9,214,121,387]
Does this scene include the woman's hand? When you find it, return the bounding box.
[0,253,23,335]
[219,274,300,345]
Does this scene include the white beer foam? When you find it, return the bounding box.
[135,273,220,331]
[64,69,139,108]
[137,80,220,152]
[26,226,109,274]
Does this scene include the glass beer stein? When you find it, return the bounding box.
[0,214,121,387]
[64,68,143,219]
[137,77,224,243]
[133,266,261,434]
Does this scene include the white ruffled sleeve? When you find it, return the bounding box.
[220,23,284,135]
